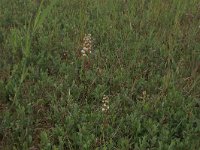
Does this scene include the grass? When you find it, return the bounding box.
[0,0,200,149]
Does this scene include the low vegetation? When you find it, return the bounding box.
[0,0,200,149]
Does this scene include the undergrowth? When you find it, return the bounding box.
[0,0,200,149]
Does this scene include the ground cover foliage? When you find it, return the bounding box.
[0,0,200,149]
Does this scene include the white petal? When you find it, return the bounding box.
[81,50,85,54]
[83,47,88,51]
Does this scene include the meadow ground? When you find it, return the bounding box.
[0,0,200,149]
